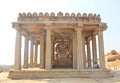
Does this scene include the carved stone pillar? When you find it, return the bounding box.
[92,33,97,66]
[98,29,105,69]
[72,32,77,69]
[51,33,54,68]
[76,28,84,69]
[14,25,21,70]
[87,40,91,68]
[34,41,38,67]
[40,33,45,69]
[45,29,52,69]
[82,31,86,68]
[23,35,29,68]
[30,39,34,68]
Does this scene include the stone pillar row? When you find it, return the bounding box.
[73,28,101,69]
[23,38,39,68]
[14,25,105,70]
[85,29,105,69]
[86,32,98,69]
[23,36,45,69]
[14,27,46,70]
[17,36,43,69]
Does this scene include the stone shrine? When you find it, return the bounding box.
[8,12,111,78]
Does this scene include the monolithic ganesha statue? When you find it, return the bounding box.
[54,38,72,60]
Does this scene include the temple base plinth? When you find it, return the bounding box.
[8,69,112,79]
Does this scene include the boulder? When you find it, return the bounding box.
[106,50,120,62]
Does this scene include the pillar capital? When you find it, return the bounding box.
[87,36,92,41]
[99,23,107,30]
[40,32,45,36]
[34,40,39,45]
[78,22,83,27]
[12,23,21,31]
[98,28,103,32]
[29,37,34,42]
[93,30,97,36]
[24,32,29,37]
[95,26,104,33]
[44,24,52,30]
[75,28,83,31]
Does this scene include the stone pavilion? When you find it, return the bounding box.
[8,12,111,78]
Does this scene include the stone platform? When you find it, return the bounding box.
[8,69,112,79]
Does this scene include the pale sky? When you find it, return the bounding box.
[0,0,120,65]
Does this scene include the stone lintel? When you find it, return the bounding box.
[12,21,101,25]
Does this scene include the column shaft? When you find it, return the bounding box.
[98,30,105,69]
[87,41,91,67]
[34,42,38,67]
[92,35,97,66]
[73,32,77,69]
[30,40,34,68]
[45,29,52,69]
[14,28,21,70]
[40,33,45,69]
[51,34,54,68]
[82,31,86,68]
[76,29,84,69]
[23,36,29,68]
